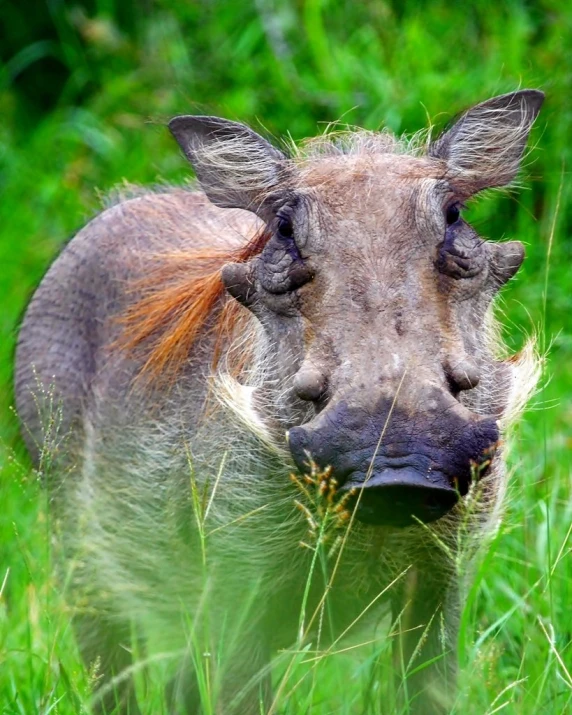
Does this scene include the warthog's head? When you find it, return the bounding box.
[170,91,543,527]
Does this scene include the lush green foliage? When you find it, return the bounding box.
[1,1,571,712]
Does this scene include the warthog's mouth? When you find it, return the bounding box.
[339,467,460,527]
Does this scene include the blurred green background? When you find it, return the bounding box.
[1,1,571,713]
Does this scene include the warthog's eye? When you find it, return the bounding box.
[277,215,294,239]
[275,213,302,261]
[258,211,314,295]
[445,202,463,226]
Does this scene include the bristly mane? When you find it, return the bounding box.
[120,226,270,380]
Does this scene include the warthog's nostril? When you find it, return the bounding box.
[339,468,459,527]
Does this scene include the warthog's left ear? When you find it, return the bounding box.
[169,115,288,215]
[429,89,544,192]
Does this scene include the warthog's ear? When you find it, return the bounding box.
[168,115,287,214]
[429,90,544,192]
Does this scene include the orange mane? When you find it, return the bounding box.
[120,228,270,380]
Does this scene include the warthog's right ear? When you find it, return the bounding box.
[429,89,544,192]
[168,115,288,215]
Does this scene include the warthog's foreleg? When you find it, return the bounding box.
[391,564,459,714]
[75,612,142,715]
[167,636,272,715]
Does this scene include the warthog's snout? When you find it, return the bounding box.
[288,400,500,527]
[339,468,459,527]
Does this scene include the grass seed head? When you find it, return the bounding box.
[290,459,355,556]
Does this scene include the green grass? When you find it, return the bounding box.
[1,1,572,713]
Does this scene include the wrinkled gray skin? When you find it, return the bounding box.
[15,91,543,714]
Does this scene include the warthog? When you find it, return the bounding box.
[15,90,543,714]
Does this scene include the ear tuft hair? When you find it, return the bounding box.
[429,90,544,192]
[169,115,288,214]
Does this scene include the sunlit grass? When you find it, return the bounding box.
[2,401,571,714]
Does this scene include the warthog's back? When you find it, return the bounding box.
[15,189,259,464]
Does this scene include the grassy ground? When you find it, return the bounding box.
[1,1,571,713]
